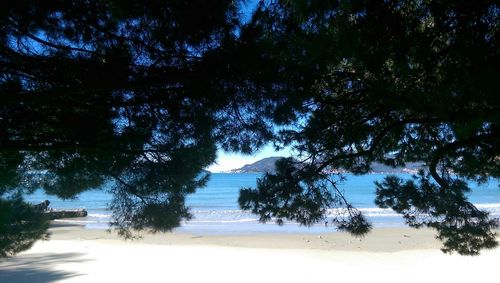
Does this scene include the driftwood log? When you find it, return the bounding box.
[33,200,50,211]
[34,200,88,219]
[45,209,88,220]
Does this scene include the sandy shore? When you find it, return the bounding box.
[1,224,498,283]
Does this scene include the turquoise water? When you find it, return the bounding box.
[24,173,499,234]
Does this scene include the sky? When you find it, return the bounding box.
[206,144,291,172]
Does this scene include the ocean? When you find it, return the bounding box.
[24,173,500,235]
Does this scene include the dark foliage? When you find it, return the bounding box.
[0,196,49,257]
[233,0,499,255]
[239,158,371,236]
[239,158,336,227]
[0,0,236,247]
[0,0,499,256]
[375,173,498,255]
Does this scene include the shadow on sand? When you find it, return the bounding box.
[0,252,89,283]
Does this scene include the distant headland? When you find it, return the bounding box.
[224,157,425,174]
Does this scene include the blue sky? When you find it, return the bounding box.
[240,0,260,22]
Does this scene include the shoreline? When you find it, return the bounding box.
[1,224,499,283]
[47,223,446,253]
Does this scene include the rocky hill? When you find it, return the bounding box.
[230,157,284,173]
[229,157,425,174]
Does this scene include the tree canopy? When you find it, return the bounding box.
[237,0,500,255]
[1,0,499,256]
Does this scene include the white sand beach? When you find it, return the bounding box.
[0,224,498,283]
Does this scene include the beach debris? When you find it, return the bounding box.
[33,200,50,212]
[45,209,88,220]
[34,200,88,219]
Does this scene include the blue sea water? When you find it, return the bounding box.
[24,173,500,235]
